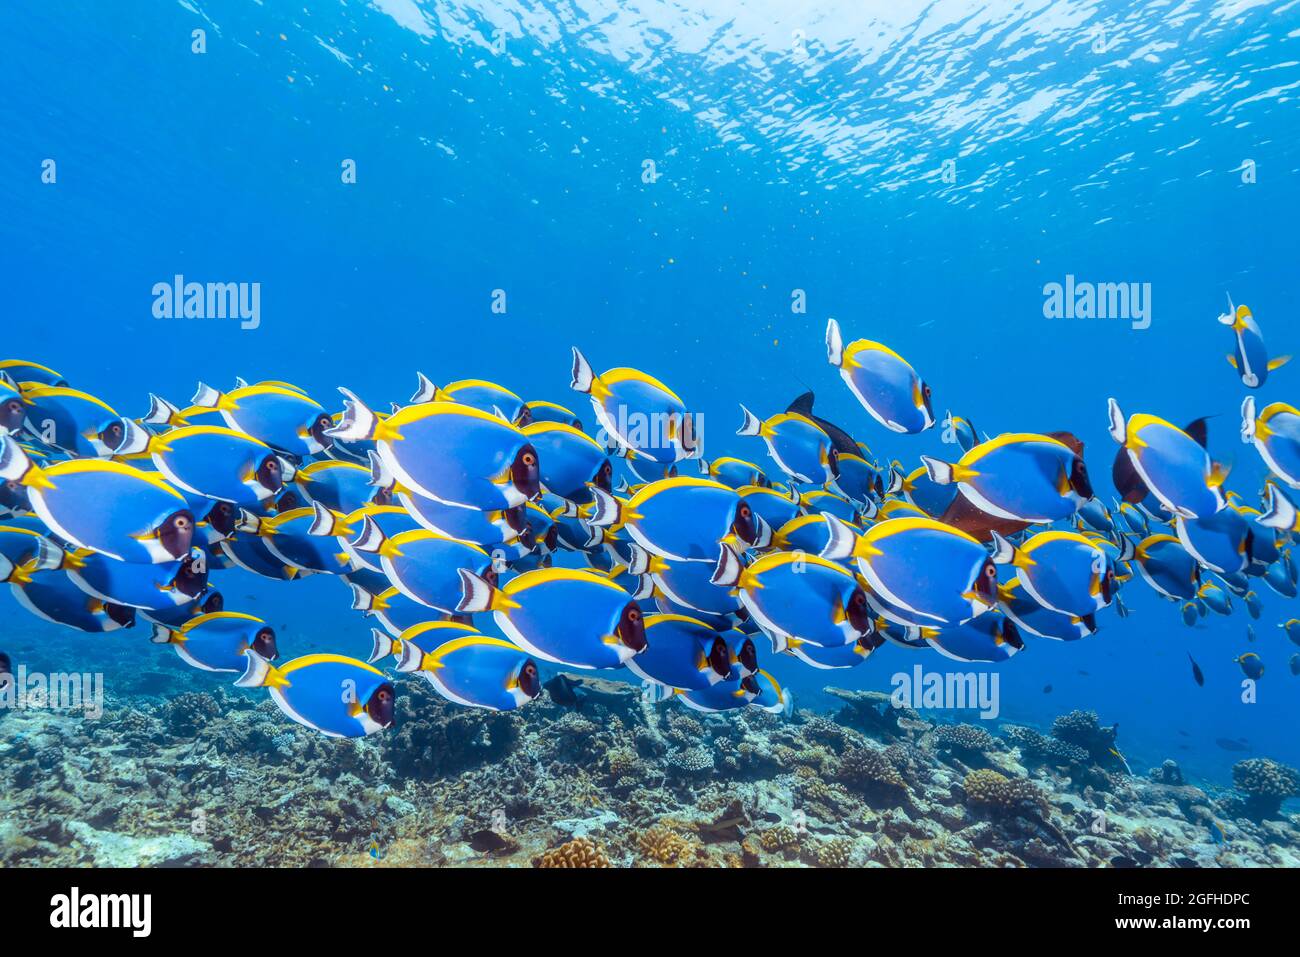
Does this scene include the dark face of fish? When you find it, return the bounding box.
[174,552,209,598]
[737,637,758,675]
[0,652,11,678]
[0,397,25,433]
[482,565,500,589]
[827,446,841,479]
[0,479,30,513]
[251,626,278,661]
[1000,618,1024,651]
[201,591,224,613]
[309,414,334,451]
[732,502,759,545]
[974,559,999,605]
[159,510,196,559]
[366,683,396,728]
[1100,566,1117,604]
[255,454,284,493]
[740,674,761,696]
[1069,456,1094,500]
[104,603,136,628]
[371,485,394,506]
[511,443,541,499]
[706,637,731,678]
[846,587,873,636]
[616,602,647,652]
[920,382,934,422]
[206,501,237,537]
[679,412,699,456]
[98,419,126,452]
[518,660,542,699]
[593,459,613,493]
[514,406,534,428]
[543,525,559,554]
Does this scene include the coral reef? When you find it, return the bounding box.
[1,674,1297,868]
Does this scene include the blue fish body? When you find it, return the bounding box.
[150,425,285,507]
[524,422,610,503]
[626,614,730,691]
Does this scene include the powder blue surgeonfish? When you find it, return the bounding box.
[787,632,885,670]
[699,457,768,490]
[457,566,648,669]
[1130,534,1201,601]
[825,319,934,434]
[350,516,496,614]
[395,631,541,712]
[1108,400,1227,519]
[1175,507,1254,576]
[327,393,540,510]
[523,421,612,504]
[737,406,839,485]
[414,375,528,425]
[237,652,396,738]
[1219,299,1288,389]
[822,515,999,627]
[121,422,292,508]
[18,386,128,457]
[0,443,196,564]
[710,545,873,653]
[2,563,137,632]
[749,669,794,716]
[893,465,960,519]
[237,507,350,575]
[997,577,1097,641]
[62,545,209,610]
[292,460,378,514]
[1241,397,1300,489]
[625,614,733,691]
[641,551,742,618]
[991,530,1123,618]
[570,349,697,465]
[152,611,278,674]
[669,673,761,713]
[740,484,801,531]
[307,503,423,574]
[189,382,334,458]
[924,612,1024,663]
[922,433,1093,524]
[590,476,770,562]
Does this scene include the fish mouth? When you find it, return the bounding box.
[1001,618,1024,650]
[0,399,25,433]
[309,415,334,451]
[176,552,209,598]
[1070,457,1094,500]
[740,675,760,697]
[846,588,873,635]
[974,560,999,605]
[200,591,225,613]
[732,503,759,545]
[104,603,136,628]
[256,453,284,493]
[206,501,237,537]
[593,460,613,493]
[98,420,126,452]
[736,637,758,675]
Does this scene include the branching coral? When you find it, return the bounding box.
[534,837,611,868]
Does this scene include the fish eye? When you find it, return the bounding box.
[523,452,536,466]
[628,608,641,622]
[923,384,932,398]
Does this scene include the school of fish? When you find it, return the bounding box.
[1,298,1297,739]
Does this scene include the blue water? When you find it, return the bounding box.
[4,0,1300,787]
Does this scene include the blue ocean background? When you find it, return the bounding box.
[3,0,1298,790]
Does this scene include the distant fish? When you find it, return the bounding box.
[1290,653,1300,676]
[785,391,861,457]
[1109,747,1134,776]
[1042,683,1053,694]
[1235,652,1265,680]
[1188,653,1204,687]
[0,651,11,690]
[1215,738,1252,752]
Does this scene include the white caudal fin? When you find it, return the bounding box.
[191,382,224,409]
[752,514,774,549]
[347,582,376,612]
[641,681,675,705]
[570,347,595,394]
[325,388,377,442]
[736,405,763,437]
[825,318,845,368]
[366,450,394,490]
[886,466,905,496]
[276,456,297,482]
[921,455,953,485]
[697,458,710,475]
[710,542,744,588]
[1241,395,1257,443]
[307,502,339,537]
[0,554,14,584]
[625,543,651,575]
[233,376,249,390]
[989,530,1018,565]
[1259,484,1297,531]
[113,417,151,457]
[630,573,655,601]
[1106,398,1127,444]
[1114,532,1136,563]
[457,569,494,614]
[858,497,879,521]
[235,508,264,535]
[368,627,394,664]
[234,650,271,688]
[351,515,386,554]
[582,523,604,549]
[411,372,439,404]
[560,499,581,518]
[613,476,630,494]
[32,537,68,573]
[819,513,857,561]
[587,486,621,528]
[394,635,424,672]
[144,394,181,426]
[0,434,33,483]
